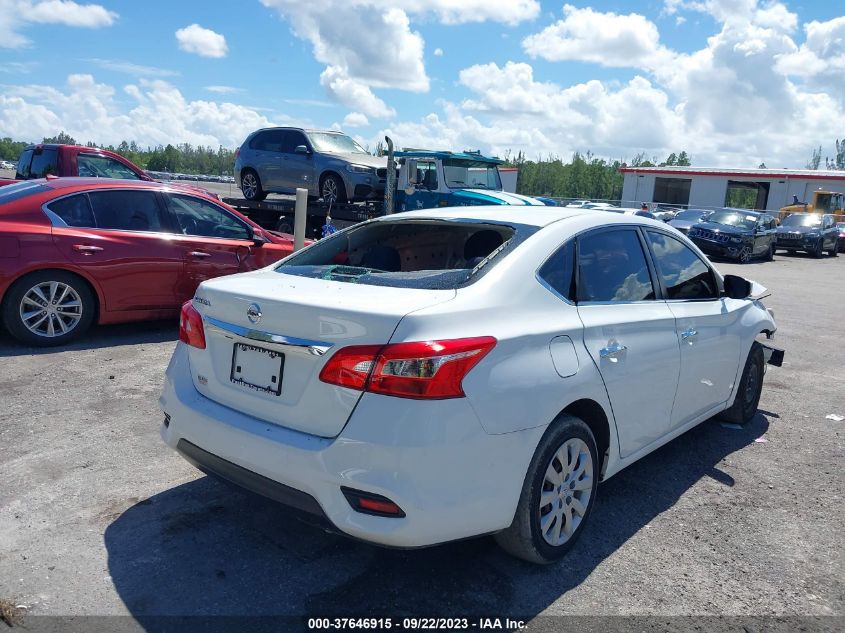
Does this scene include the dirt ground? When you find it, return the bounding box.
[0,248,842,630]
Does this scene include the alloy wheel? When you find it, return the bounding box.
[739,246,751,263]
[19,281,83,338]
[321,177,338,204]
[538,438,593,546]
[242,172,257,199]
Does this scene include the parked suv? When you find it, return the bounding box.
[234,128,387,204]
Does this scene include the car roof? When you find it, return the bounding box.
[394,150,503,164]
[377,206,672,230]
[39,177,200,193]
[249,126,345,135]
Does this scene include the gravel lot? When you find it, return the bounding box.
[0,248,842,628]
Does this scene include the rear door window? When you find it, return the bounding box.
[29,148,59,178]
[251,130,284,153]
[45,194,96,227]
[16,149,33,179]
[538,240,575,301]
[87,190,169,232]
[277,219,534,289]
[576,229,655,302]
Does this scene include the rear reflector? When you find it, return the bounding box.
[341,487,405,518]
[319,337,496,399]
[179,301,206,349]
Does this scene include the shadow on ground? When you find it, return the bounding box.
[0,319,177,357]
[104,413,769,621]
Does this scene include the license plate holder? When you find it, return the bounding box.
[230,342,285,396]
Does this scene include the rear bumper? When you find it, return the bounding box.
[160,343,542,548]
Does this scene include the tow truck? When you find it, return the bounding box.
[223,141,553,237]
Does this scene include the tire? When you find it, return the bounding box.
[241,169,266,201]
[765,241,775,261]
[720,341,764,425]
[275,216,294,234]
[494,415,599,564]
[828,239,838,257]
[2,270,95,346]
[320,173,347,205]
[738,246,751,264]
[812,239,824,258]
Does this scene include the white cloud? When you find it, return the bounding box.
[259,0,540,118]
[0,0,117,48]
[175,24,228,58]
[0,61,38,73]
[523,5,672,69]
[26,0,116,26]
[205,85,244,94]
[434,47,443,56]
[417,0,539,26]
[84,58,178,77]
[775,16,845,78]
[319,65,396,118]
[426,0,838,166]
[0,74,295,148]
[342,112,369,128]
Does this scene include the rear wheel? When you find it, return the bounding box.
[494,415,599,564]
[275,216,294,234]
[241,169,266,201]
[720,342,764,425]
[2,271,95,346]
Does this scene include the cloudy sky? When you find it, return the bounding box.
[0,0,843,167]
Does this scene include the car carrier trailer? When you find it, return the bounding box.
[221,195,384,238]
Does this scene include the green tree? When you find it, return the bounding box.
[825,139,844,170]
[807,146,823,170]
[42,131,77,145]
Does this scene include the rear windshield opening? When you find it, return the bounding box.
[275,219,533,289]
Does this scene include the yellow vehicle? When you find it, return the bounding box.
[779,189,845,222]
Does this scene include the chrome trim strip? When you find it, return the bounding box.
[204,316,334,356]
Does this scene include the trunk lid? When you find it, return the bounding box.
[188,269,455,437]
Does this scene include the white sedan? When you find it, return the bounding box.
[160,206,783,563]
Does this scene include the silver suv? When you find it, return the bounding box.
[234,127,387,204]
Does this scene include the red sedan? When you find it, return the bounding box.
[0,178,295,346]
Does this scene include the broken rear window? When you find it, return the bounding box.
[275,218,537,289]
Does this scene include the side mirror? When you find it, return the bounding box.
[295,145,310,155]
[723,274,751,299]
[248,226,268,246]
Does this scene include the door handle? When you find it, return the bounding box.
[599,342,627,359]
[681,328,698,341]
[72,244,103,254]
[188,251,212,258]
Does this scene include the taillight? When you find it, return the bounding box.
[317,344,382,390]
[179,301,206,349]
[319,337,496,399]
